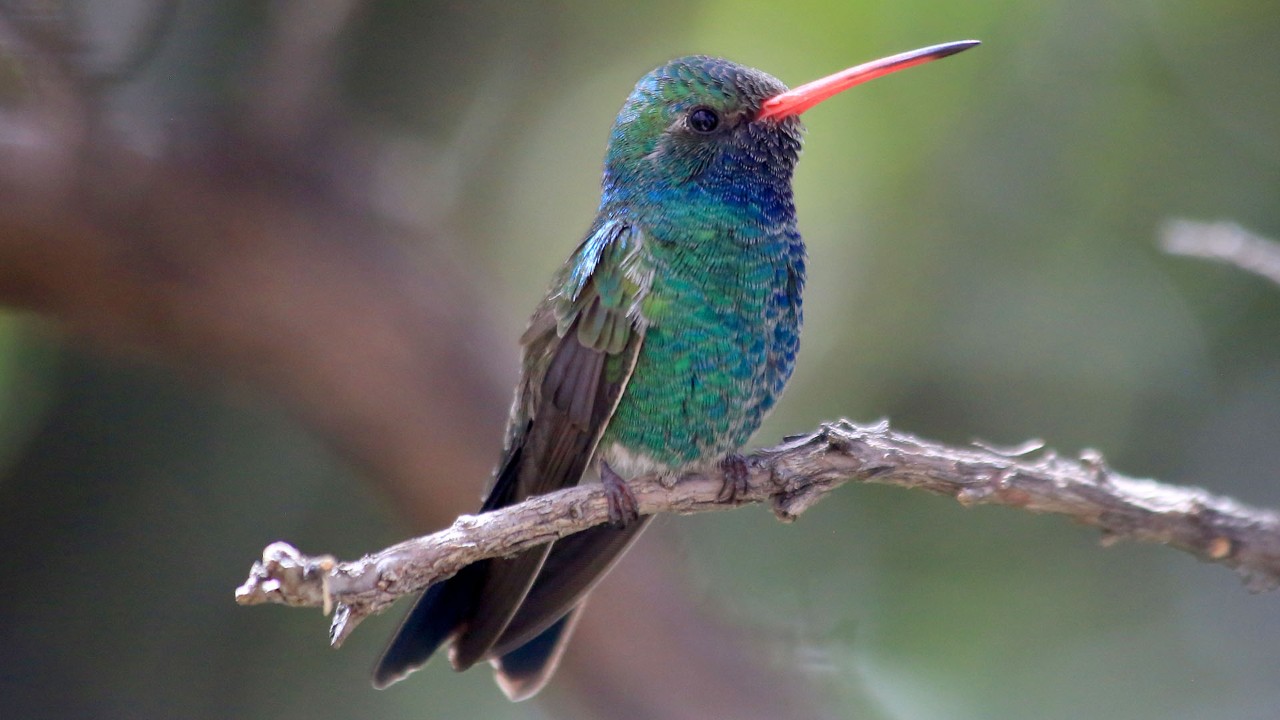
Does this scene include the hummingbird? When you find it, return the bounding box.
[374,40,979,701]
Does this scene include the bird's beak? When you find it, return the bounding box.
[756,40,980,121]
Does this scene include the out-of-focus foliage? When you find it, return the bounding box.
[2,1,1279,718]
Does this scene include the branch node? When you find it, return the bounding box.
[1079,447,1114,487]
[1206,536,1233,560]
[770,478,839,522]
[330,602,366,648]
[819,422,857,453]
[454,513,484,530]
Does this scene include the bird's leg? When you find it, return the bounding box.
[599,459,640,528]
[716,453,750,503]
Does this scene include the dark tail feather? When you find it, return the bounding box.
[490,516,653,658]
[492,607,583,702]
[372,562,484,689]
[448,543,553,669]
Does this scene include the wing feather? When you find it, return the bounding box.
[446,221,651,668]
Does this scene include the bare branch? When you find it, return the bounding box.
[236,418,1280,645]
[1162,218,1280,287]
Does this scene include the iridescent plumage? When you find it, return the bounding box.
[594,57,805,474]
[374,42,977,701]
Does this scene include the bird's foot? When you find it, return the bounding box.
[716,453,751,503]
[600,460,640,528]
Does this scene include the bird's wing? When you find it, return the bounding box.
[373,221,651,685]
[448,220,651,668]
[504,218,652,508]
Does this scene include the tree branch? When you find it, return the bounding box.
[1162,218,1280,287]
[236,418,1280,645]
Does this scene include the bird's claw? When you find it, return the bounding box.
[600,460,640,528]
[716,453,750,503]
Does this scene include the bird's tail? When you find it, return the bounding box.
[372,561,483,689]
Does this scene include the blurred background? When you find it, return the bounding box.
[1,1,1278,718]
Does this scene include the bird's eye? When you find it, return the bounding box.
[688,107,720,134]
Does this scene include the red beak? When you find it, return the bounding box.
[757,40,980,121]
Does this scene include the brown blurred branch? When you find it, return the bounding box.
[0,0,510,519]
[0,6,835,718]
[1162,218,1280,287]
[236,418,1280,647]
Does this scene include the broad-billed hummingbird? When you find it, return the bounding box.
[374,40,978,701]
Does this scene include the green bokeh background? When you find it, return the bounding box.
[2,1,1279,718]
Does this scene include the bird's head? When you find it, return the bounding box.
[602,55,801,203]
[599,42,979,219]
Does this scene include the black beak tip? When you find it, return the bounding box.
[941,39,982,58]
